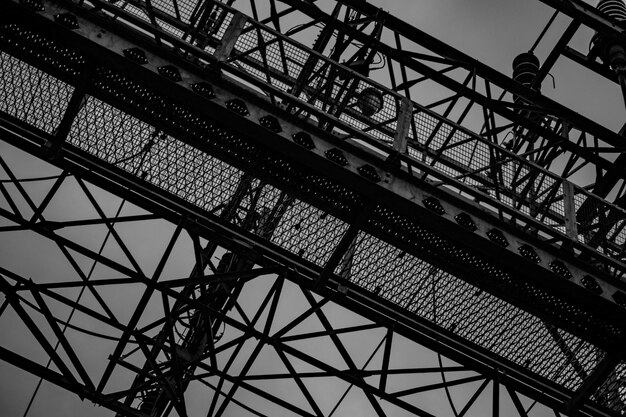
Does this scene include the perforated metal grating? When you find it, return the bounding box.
[337,231,603,391]
[1,39,620,377]
[592,361,626,414]
[66,95,351,267]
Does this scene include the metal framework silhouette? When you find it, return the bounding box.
[0,0,625,416]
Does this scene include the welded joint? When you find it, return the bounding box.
[563,180,579,240]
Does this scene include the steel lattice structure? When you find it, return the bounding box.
[0,0,626,416]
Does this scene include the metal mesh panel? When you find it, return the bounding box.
[231,20,401,142]
[203,8,234,54]
[67,97,154,173]
[0,52,73,134]
[66,84,352,268]
[23,0,623,271]
[592,361,626,414]
[215,3,626,269]
[270,200,348,265]
[143,136,244,214]
[114,4,152,27]
[365,204,625,345]
[341,231,603,390]
[88,67,363,216]
[407,109,570,227]
[575,188,626,264]
[105,0,233,51]
[157,19,186,39]
[68,96,245,214]
[233,22,320,94]
[1,16,624,316]
[152,0,200,23]
[338,89,400,144]
[2,17,625,408]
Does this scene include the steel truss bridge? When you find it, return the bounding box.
[0,0,626,416]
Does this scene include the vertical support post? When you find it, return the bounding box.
[618,71,626,114]
[337,238,357,280]
[393,97,413,154]
[213,12,247,62]
[386,96,412,168]
[563,180,578,240]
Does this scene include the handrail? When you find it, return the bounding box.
[71,0,626,279]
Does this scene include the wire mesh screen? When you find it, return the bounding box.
[66,95,351,269]
[0,52,73,134]
[151,0,201,24]
[592,361,626,414]
[338,231,603,391]
[270,199,349,266]
[217,5,626,268]
[230,19,401,140]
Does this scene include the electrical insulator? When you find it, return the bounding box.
[512,52,540,86]
[507,52,544,151]
[597,0,626,21]
[592,0,626,71]
[512,52,541,108]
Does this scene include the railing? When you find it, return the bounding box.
[76,0,626,278]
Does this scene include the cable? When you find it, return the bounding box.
[0,174,71,183]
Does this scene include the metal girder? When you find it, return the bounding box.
[2,0,626,369]
[539,0,626,38]
[0,345,145,417]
